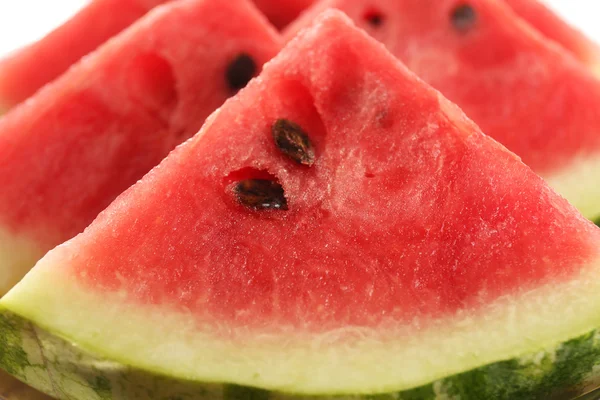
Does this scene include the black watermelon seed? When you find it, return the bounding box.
[450,4,477,32]
[226,53,257,91]
[272,119,315,166]
[234,179,288,210]
[364,10,385,27]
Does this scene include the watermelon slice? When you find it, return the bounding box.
[285,0,600,221]
[237,0,600,70]
[2,0,591,115]
[0,0,174,112]
[0,0,280,295]
[504,0,600,73]
[0,0,314,113]
[3,9,600,400]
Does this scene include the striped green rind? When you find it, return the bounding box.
[2,309,600,400]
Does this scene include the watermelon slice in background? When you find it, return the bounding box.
[505,0,600,73]
[285,0,600,222]
[244,0,600,69]
[3,9,600,400]
[1,0,596,114]
[0,0,281,295]
[0,0,174,113]
[0,0,311,113]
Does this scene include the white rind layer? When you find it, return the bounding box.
[3,246,600,395]
[544,154,600,221]
[0,226,45,296]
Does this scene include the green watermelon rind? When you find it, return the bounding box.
[2,309,600,400]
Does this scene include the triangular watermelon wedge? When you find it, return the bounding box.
[3,9,600,400]
[0,0,281,295]
[285,0,600,221]
[0,0,173,112]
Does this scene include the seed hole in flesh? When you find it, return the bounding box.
[450,3,477,32]
[127,52,178,123]
[234,179,288,211]
[225,168,288,211]
[272,119,315,166]
[363,9,385,27]
[365,172,375,178]
[226,53,257,92]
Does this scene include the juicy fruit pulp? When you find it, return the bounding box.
[285,0,600,221]
[252,0,315,28]
[3,10,600,400]
[0,0,281,295]
[0,0,172,111]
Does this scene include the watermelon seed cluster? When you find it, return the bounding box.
[451,3,477,32]
[226,53,257,91]
[232,119,314,211]
[272,118,315,166]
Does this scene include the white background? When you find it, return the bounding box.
[0,1,598,57]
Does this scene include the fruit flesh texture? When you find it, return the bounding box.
[4,10,600,396]
[22,10,597,331]
[252,0,315,29]
[0,0,173,112]
[0,0,281,295]
[284,0,600,220]
[504,0,600,73]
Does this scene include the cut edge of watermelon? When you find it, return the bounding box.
[544,154,600,221]
[3,249,600,395]
[0,226,46,296]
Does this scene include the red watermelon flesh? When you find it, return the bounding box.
[0,0,308,113]
[0,0,281,295]
[504,0,600,73]
[252,0,315,29]
[0,0,588,115]
[285,0,600,220]
[4,10,600,396]
[0,0,174,112]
